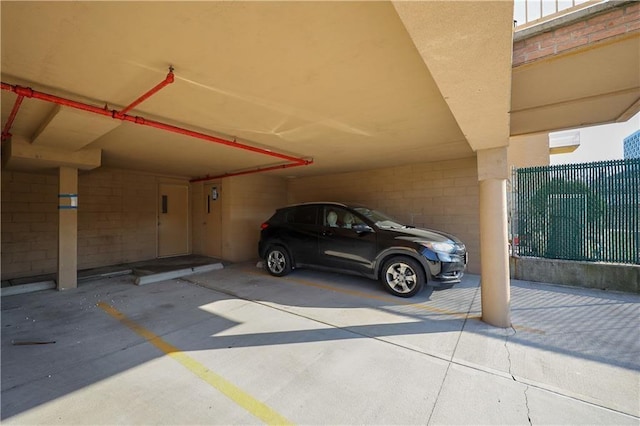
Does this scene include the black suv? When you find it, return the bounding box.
[258,202,467,297]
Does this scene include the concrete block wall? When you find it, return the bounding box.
[513,2,639,66]
[287,157,481,273]
[2,167,185,281]
[1,171,59,279]
[77,168,159,270]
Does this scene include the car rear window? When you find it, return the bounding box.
[286,205,318,225]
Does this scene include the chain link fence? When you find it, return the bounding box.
[511,159,640,265]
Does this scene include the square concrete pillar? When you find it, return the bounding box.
[57,166,78,290]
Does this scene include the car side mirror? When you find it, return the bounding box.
[353,223,373,233]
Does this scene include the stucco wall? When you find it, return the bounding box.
[508,133,550,168]
[287,157,481,274]
[223,174,287,262]
[226,174,288,262]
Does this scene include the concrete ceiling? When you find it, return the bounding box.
[394,1,513,151]
[1,1,518,180]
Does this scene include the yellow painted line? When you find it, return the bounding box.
[242,267,545,335]
[97,302,293,426]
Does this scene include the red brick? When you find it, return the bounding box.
[525,45,556,61]
[626,1,640,14]
[589,25,629,43]
[587,8,624,25]
[525,31,554,46]
[628,20,640,32]
[539,32,573,48]
[623,6,640,21]
[605,13,639,30]
[513,40,526,51]
[555,20,587,36]
[512,55,526,66]
[518,41,542,54]
[572,22,607,38]
[556,36,589,53]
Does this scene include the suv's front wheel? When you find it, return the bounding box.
[265,246,292,277]
[381,257,424,297]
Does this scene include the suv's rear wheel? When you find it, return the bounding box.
[265,246,292,277]
[381,257,424,297]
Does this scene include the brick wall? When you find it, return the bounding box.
[1,168,185,281]
[287,157,481,273]
[513,2,639,66]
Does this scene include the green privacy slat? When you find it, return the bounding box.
[512,159,639,265]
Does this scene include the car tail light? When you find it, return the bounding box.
[260,222,269,230]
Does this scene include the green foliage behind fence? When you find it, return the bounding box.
[512,159,640,265]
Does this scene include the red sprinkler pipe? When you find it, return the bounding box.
[189,161,308,182]
[1,81,313,173]
[1,93,24,141]
[118,67,175,115]
[3,83,113,118]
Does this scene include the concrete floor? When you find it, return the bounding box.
[1,261,639,424]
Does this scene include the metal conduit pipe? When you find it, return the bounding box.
[0,81,312,179]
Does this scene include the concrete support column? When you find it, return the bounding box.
[477,147,511,327]
[57,166,78,290]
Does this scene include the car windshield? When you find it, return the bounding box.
[352,207,406,229]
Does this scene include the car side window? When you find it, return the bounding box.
[323,206,364,229]
[287,205,318,225]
